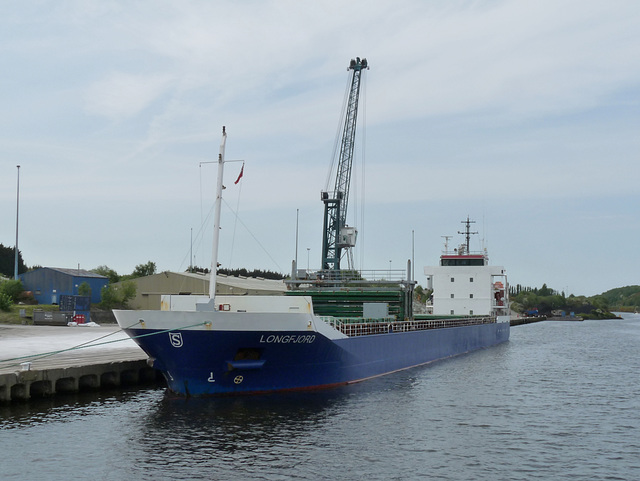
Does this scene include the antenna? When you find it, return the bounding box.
[458,216,478,254]
[441,235,452,254]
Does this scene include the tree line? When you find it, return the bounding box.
[509,283,638,319]
[0,244,28,277]
[92,262,285,283]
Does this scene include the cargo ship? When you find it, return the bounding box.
[112,130,510,397]
[113,59,509,396]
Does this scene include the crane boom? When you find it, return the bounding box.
[321,57,368,272]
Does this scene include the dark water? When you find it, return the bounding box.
[1,314,639,480]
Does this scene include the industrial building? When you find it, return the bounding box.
[19,267,108,305]
[112,271,288,310]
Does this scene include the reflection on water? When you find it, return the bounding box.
[141,389,351,453]
[0,387,151,430]
[127,376,427,480]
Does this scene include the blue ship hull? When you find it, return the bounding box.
[125,322,510,396]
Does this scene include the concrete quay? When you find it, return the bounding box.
[510,316,546,326]
[0,324,162,402]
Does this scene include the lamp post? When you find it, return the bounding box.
[295,209,299,269]
[307,248,310,272]
[14,165,20,279]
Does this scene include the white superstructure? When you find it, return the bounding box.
[423,218,508,318]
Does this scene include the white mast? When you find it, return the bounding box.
[209,126,227,300]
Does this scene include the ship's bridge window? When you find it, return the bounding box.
[470,277,474,282]
[451,293,454,298]
[470,294,474,299]
[441,258,485,266]
[450,277,455,282]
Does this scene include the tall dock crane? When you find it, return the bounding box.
[321,57,368,272]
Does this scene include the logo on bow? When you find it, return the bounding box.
[169,332,183,348]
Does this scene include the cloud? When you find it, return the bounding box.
[83,72,174,119]
[361,0,640,124]
[1,0,639,294]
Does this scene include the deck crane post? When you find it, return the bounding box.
[321,57,368,274]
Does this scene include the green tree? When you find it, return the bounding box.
[100,285,119,309]
[131,261,156,278]
[78,282,91,297]
[413,284,432,303]
[120,281,137,307]
[566,295,593,314]
[511,283,621,318]
[551,295,565,309]
[591,295,609,311]
[521,293,539,310]
[598,285,640,309]
[217,267,284,280]
[0,244,27,278]
[100,281,137,309]
[189,265,210,274]
[538,283,552,297]
[0,279,24,302]
[0,292,11,312]
[92,265,120,284]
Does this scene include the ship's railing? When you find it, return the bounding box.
[287,268,410,288]
[321,316,494,338]
[441,246,487,256]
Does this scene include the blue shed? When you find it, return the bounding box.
[19,267,108,305]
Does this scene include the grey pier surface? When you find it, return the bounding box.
[0,324,161,402]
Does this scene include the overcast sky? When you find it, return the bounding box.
[1,1,639,296]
